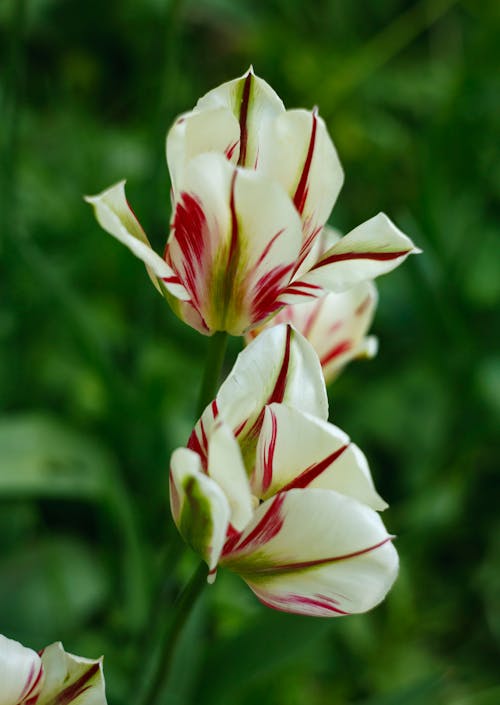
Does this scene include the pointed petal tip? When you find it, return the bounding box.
[374,212,421,254]
[83,179,127,204]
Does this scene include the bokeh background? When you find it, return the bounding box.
[1,0,499,703]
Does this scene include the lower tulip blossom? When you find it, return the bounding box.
[170,325,398,616]
[247,224,379,383]
[86,70,419,336]
[0,634,107,705]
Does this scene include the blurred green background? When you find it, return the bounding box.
[1,0,499,703]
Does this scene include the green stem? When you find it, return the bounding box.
[196,331,229,416]
[139,562,208,705]
[137,331,229,705]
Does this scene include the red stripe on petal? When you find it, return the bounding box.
[282,288,319,299]
[19,661,44,702]
[230,493,286,554]
[171,193,209,307]
[313,249,411,269]
[238,71,253,167]
[225,140,239,161]
[199,418,208,454]
[250,262,295,324]
[55,662,101,705]
[253,536,394,575]
[268,326,292,405]
[169,472,181,518]
[253,228,286,271]
[293,111,318,216]
[280,443,349,491]
[187,429,204,457]
[257,591,350,616]
[302,296,327,338]
[355,294,372,317]
[320,340,352,367]
[234,420,247,438]
[262,408,278,493]
[228,170,239,262]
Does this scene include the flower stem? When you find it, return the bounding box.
[138,331,229,705]
[195,331,229,416]
[139,562,208,705]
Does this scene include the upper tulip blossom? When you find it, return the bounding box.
[247,227,379,384]
[86,69,419,336]
[0,634,107,705]
[170,325,399,617]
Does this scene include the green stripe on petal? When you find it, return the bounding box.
[170,448,230,570]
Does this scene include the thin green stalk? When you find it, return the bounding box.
[139,562,208,705]
[137,330,229,705]
[196,331,229,416]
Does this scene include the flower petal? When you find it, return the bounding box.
[222,488,398,617]
[166,153,302,334]
[254,404,386,510]
[286,213,420,296]
[166,68,284,190]
[188,324,328,471]
[85,181,190,302]
[0,634,43,705]
[170,447,230,571]
[259,109,344,258]
[195,67,285,168]
[250,281,378,384]
[37,642,106,705]
[208,420,253,531]
[167,107,241,197]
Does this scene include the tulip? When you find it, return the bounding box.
[170,325,398,616]
[0,634,106,705]
[86,70,419,336]
[247,227,379,384]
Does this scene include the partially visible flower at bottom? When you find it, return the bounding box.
[0,634,107,705]
[170,324,399,617]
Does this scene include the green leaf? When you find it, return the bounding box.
[0,414,113,500]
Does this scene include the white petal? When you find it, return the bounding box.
[290,213,420,294]
[195,67,285,168]
[222,488,398,616]
[208,421,253,531]
[188,324,328,473]
[85,181,190,302]
[254,404,386,510]
[170,447,230,571]
[167,153,302,334]
[259,109,343,249]
[37,642,106,705]
[0,634,43,705]
[166,107,240,196]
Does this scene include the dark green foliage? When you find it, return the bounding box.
[0,1,499,703]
